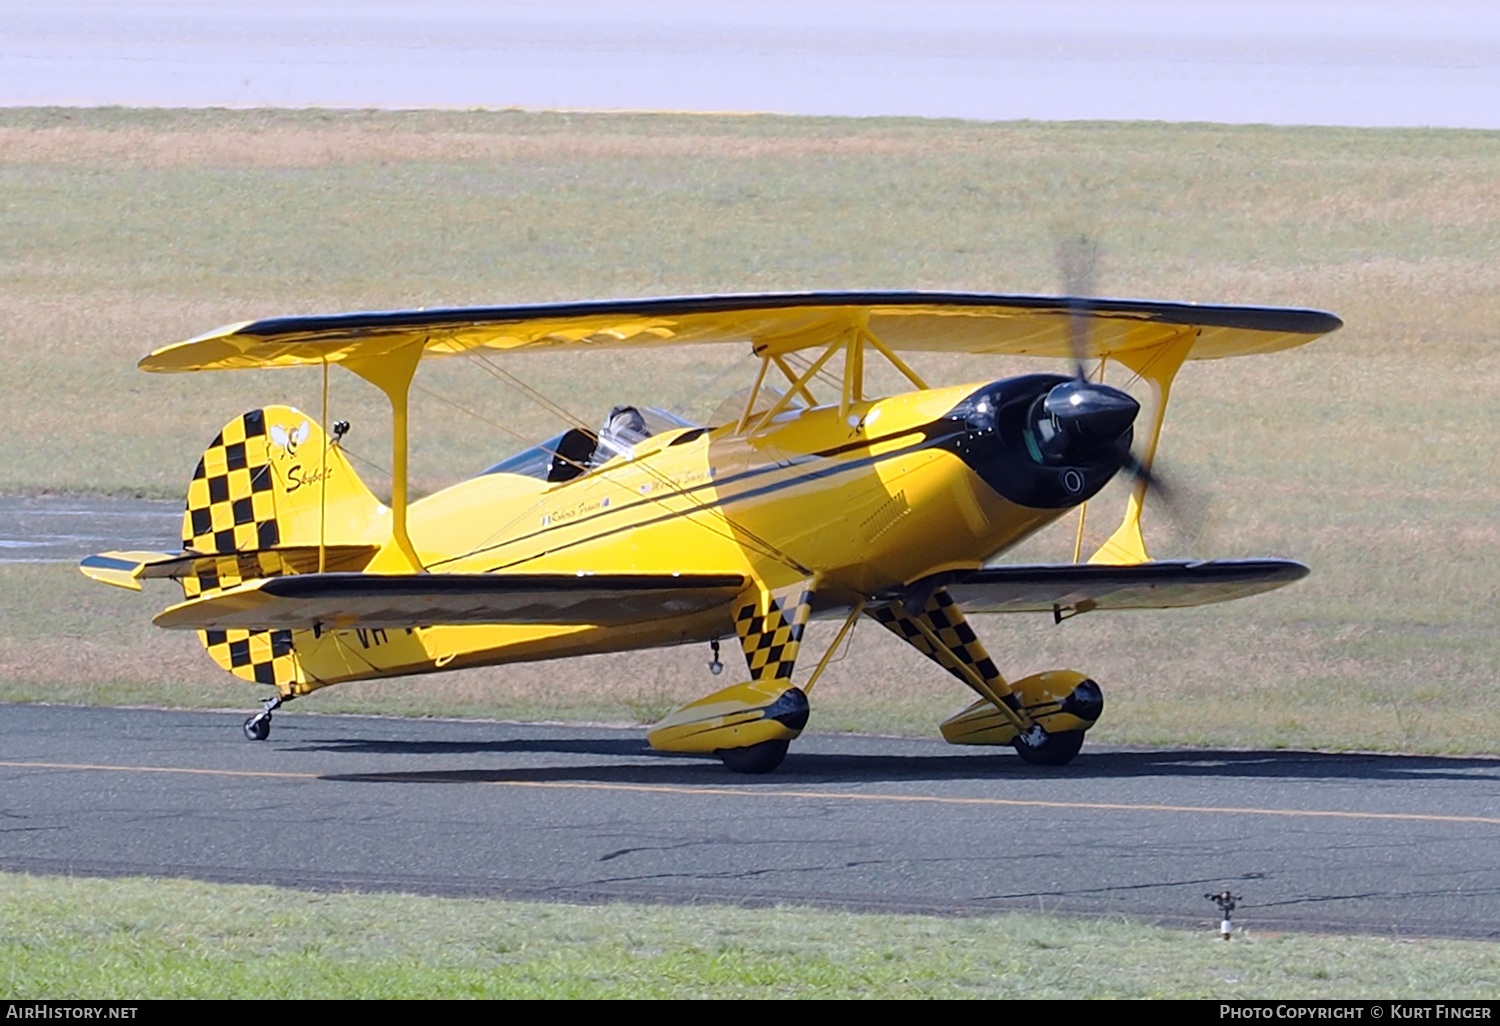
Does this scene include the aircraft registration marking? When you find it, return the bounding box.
[350,627,413,649]
[4,760,1498,827]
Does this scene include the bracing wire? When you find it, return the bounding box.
[424,348,812,575]
[338,443,391,480]
[468,351,593,433]
[665,351,758,420]
[779,349,845,396]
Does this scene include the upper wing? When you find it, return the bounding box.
[139,292,1342,373]
[937,559,1309,616]
[152,571,747,631]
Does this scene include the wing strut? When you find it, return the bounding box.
[860,328,929,390]
[735,354,772,433]
[840,325,864,419]
[1088,328,1196,565]
[343,341,425,572]
[747,339,841,433]
[743,317,929,434]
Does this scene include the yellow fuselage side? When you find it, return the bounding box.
[288,382,1061,693]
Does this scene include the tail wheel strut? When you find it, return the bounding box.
[242,693,288,742]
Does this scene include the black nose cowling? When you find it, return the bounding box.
[1038,380,1140,461]
[940,374,1141,509]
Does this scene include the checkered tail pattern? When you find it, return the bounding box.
[180,408,299,693]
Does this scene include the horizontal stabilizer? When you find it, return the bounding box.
[80,545,380,591]
[79,551,183,592]
[937,559,1309,616]
[153,571,748,631]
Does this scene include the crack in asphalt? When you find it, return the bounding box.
[589,863,839,886]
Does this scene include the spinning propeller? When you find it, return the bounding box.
[1046,234,1170,501]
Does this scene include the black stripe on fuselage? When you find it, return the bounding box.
[428,421,964,574]
[260,571,746,600]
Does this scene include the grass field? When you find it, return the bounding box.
[2,108,1499,753]
[4,872,1497,999]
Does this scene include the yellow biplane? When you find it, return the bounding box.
[80,292,1340,773]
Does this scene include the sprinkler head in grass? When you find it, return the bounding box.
[1206,890,1241,940]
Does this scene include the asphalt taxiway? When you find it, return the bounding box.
[3,704,1497,938]
[5,2,1499,127]
[0,496,179,565]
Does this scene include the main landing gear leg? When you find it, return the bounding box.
[242,693,290,741]
[647,579,819,774]
[871,587,1027,722]
[869,589,1095,767]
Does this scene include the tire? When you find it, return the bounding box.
[243,715,271,742]
[718,739,790,774]
[1013,729,1084,766]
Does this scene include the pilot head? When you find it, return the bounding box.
[606,405,647,440]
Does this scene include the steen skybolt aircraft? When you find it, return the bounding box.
[80,291,1340,773]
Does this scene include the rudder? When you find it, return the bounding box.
[182,405,380,564]
[181,406,382,693]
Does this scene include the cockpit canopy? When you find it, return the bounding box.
[480,407,700,483]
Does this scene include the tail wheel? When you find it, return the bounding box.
[1013,728,1085,766]
[243,714,271,742]
[718,739,790,774]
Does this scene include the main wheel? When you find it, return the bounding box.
[1013,728,1084,766]
[243,715,271,742]
[718,739,790,774]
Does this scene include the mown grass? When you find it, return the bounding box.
[2,108,1500,753]
[3,873,1497,999]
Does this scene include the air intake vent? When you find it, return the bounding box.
[861,490,911,542]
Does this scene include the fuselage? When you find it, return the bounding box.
[288,373,1130,690]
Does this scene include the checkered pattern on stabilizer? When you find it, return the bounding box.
[182,550,304,600]
[871,588,1008,691]
[734,581,815,681]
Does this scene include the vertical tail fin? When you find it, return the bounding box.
[182,406,382,692]
[182,405,381,561]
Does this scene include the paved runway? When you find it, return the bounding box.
[3,704,1497,938]
[0,496,179,564]
[4,1,1498,127]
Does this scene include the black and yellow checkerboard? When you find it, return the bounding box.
[179,408,301,694]
[197,627,299,688]
[734,581,815,681]
[871,588,1012,697]
[181,408,280,571]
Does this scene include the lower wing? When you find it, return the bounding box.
[151,571,747,631]
[142,558,1301,632]
[937,559,1308,617]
